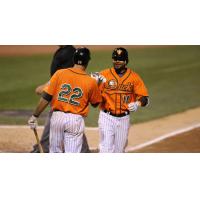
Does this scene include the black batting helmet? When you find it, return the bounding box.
[73,47,91,66]
[112,47,129,64]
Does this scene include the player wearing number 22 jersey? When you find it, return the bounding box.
[98,47,149,153]
[44,68,100,117]
[28,47,102,153]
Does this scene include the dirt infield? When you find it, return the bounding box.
[0,45,163,56]
[0,45,57,56]
[0,107,200,153]
[134,127,200,153]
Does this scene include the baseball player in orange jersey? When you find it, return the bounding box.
[97,47,149,153]
[28,47,102,153]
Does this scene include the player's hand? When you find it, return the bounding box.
[28,115,38,130]
[91,72,106,85]
[128,101,141,112]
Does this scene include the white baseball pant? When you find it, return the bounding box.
[98,110,130,153]
[50,111,84,153]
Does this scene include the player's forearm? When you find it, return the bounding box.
[35,82,49,96]
[33,97,50,117]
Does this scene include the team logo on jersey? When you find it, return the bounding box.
[118,82,133,92]
[108,79,118,89]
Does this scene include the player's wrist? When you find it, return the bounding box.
[136,101,141,107]
[33,114,39,118]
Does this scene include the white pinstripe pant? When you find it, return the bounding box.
[50,111,84,153]
[98,110,130,153]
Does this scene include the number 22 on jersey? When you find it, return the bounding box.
[58,83,83,106]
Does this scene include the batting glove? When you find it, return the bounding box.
[28,115,38,130]
[91,72,106,85]
[128,101,141,112]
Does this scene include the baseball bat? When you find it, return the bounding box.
[33,128,44,153]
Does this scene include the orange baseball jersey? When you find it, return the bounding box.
[44,68,102,117]
[99,67,148,115]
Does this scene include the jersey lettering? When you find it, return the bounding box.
[58,83,83,106]
[69,87,83,106]
[105,81,133,92]
[58,84,72,102]
[122,95,131,104]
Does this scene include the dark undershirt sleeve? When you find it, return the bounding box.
[41,91,53,102]
[139,96,149,107]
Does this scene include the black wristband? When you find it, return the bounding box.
[139,96,149,107]
[33,114,39,118]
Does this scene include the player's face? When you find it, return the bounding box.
[113,59,126,69]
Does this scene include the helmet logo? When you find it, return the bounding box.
[74,47,90,66]
[117,49,122,55]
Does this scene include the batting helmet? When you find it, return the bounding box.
[112,47,129,64]
[73,47,91,66]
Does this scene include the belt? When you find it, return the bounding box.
[103,110,129,117]
[53,109,70,113]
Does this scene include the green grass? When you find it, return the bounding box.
[0,54,51,109]
[1,46,200,126]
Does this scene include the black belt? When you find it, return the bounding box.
[103,110,129,117]
[53,109,70,113]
